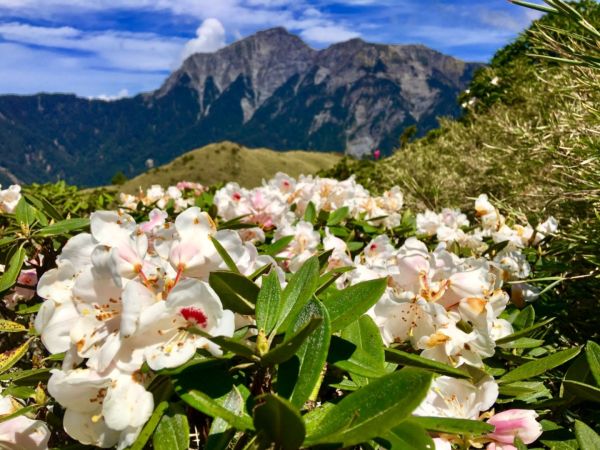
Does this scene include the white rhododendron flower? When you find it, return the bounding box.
[0,394,50,450]
[0,184,22,213]
[414,375,499,419]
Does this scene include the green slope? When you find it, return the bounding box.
[119,141,342,192]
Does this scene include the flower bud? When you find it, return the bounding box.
[487,409,543,445]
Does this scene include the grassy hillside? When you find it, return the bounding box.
[119,141,341,192]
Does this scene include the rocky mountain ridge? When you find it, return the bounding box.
[0,27,481,186]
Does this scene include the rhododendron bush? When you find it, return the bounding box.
[1,171,598,450]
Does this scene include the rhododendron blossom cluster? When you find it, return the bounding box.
[5,175,550,448]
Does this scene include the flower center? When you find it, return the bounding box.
[180,306,208,328]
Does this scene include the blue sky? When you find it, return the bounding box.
[0,0,545,99]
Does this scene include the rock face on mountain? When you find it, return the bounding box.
[0,28,481,186]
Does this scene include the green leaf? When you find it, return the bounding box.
[305,368,432,447]
[174,364,254,431]
[329,316,386,381]
[0,247,26,293]
[210,236,240,274]
[495,318,555,344]
[585,341,600,386]
[499,347,581,384]
[379,420,435,450]
[499,338,545,349]
[0,320,27,333]
[206,386,247,450]
[513,305,535,330]
[575,420,600,449]
[384,348,470,379]
[129,401,169,450]
[261,316,323,365]
[278,300,331,408]
[304,201,317,223]
[14,197,36,227]
[276,256,320,332]
[322,278,387,332]
[327,206,350,226]
[153,407,190,450]
[563,380,600,403]
[411,416,494,436]
[255,270,282,335]
[260,236,294,256]
[303,402,337,436]
[253,394,306,450]
[0,338,32,374]
[499,381,551,402]
[0,367,50,384]
[36,218,90,237]
[209,271,258,315]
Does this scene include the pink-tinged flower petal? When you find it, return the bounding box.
[487,409,543,445]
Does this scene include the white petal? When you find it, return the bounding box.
[63,409,120,448]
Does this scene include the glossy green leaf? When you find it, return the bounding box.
[329,315,386,380]
[0,338,32,374]
[304,402,336,436]
[206,386,248,450]
[322,278,387,332]
[563,380,600,403]
[36,218,90,237]
[513,305,535,330]
[499,338,545,349]
[327,206,350,226]
[261,236,294,256]
[585,341,600,386]
[254,394,305,450]
[153,407,190,450]
[255,270,282,335]
[174,364,254,431]
[0,247,26,293]
[261,316,323,365]
[14,197,36,227]
[276,256,320,332]
[411,416,494,436]
[278,300,331,408]
[575,420,600,449]
[210,236,240,274]
[129,401,169,450]
[0,320,27,333]
[499,347,580,384]
[385,348,470,379]
[379,420,435,450]
[304,201,317,223]
[209,271,258,315]
[305,368,432,447]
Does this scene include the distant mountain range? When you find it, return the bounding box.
[0,27,481,186]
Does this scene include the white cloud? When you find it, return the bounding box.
[0,22,186,72]
[0,42,165,96]
[300,25,360,44]
[180,18,226,61]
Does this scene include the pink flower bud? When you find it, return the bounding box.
[374,149,381,160]
[486,409,543,446]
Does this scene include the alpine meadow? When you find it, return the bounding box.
[0,1,599,450]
